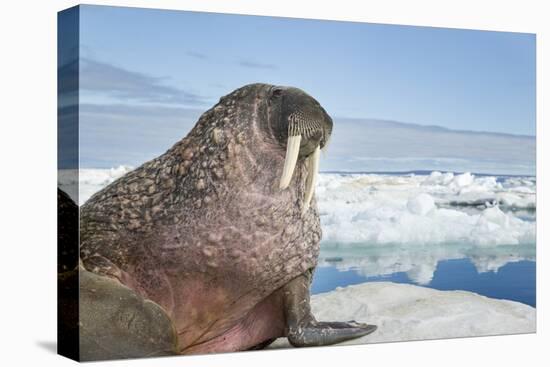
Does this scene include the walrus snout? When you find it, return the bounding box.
[290,108,333,158]
[268,86,333,213]
[269,86,333,152]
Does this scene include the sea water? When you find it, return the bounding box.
[312,252,536,307]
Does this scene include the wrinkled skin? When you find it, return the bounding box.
[79,83,375,359]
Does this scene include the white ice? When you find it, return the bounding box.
[270,282,535,348]
[318,171,535,247]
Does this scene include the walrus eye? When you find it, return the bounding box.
[270,88,283,99]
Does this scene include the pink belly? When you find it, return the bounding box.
[175,284,286,354]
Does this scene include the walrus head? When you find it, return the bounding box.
[262,85,333,212]
[172,83,333,215]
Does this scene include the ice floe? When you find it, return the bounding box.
[270,282,536,348]
[317,171,535,246]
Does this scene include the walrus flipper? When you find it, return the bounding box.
[283,270,377,347]
[78,268,178,361]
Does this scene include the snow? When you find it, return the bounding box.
[406,193,435,215]
[269,282,536,348]
[318,171,535,246]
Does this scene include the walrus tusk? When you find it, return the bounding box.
[302,145,320,214]
[279,135,302,189]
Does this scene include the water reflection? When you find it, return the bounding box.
[312,258,536,307]
[319,243,534,285]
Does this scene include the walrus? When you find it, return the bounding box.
[78,83,376,360]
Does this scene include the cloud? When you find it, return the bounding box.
[80,103,203,119]
[58,104,79,169]
[238,60,278,70]
[79,103,204,168]
[320,118,535,175]
[58,59,79,92]
[185,51,208,60]
[79,58,210,106]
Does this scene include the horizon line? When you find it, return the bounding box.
[76,101,536,139]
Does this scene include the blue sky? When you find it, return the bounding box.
[60,5,536,173]
[78,5,535,135]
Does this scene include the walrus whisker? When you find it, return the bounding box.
[279,134,301,189]
[302,145,320,214]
